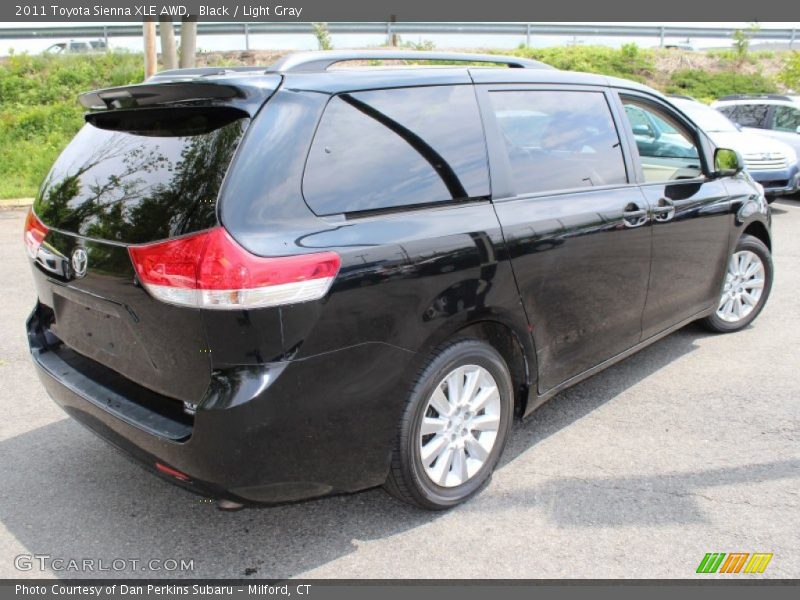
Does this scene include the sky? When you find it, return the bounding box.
[2,22,800,56]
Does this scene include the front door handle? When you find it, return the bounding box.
[652,198,676,222]
[623,203,649,228]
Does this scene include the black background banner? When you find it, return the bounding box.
[1,582,800,600]
[0,0,783,23]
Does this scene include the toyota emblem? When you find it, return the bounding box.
[71,247,88,278]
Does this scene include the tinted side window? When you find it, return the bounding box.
[303,86,489,215]
[621,99,702,183]
[773,106,800,132]
[489,90,627,194]
[731,104,770,128]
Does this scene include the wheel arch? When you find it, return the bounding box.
[742,220,771,252]
[413,315,537,418]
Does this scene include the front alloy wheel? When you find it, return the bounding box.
[716,250,766,323]
[702,233,773,333]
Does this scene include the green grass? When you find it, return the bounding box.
[664,69,778,103]
[505,45,781,102]
[0,52,143,198]
[505,44,655,82]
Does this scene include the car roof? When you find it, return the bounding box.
[152,65,662,97]
[148,51,664,98]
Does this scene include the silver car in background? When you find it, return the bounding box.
[674,97,799,200]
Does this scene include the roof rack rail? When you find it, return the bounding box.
[266,50,553,73]
[147,66,268,82]
[718,94,793,102]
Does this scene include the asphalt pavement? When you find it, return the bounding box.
[0,200,798,579]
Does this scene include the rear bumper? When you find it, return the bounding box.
[28,305,415,504]
[749,165,800,195]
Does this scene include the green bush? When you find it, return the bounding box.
[504,44,655,82]
[665,69,778,102]
[0,52,143,198]
[778,51,800,90]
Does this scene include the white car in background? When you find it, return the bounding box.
[671,96,799,200]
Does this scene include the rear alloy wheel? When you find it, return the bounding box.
[701,234,773,333]
[385,339,514,510]
[419,364,502,488]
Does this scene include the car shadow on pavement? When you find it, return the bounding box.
[2,323,793,579]
[501,323,712,467]
[475,458,800,527]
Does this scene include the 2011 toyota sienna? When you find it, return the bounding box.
[24,51,773,510]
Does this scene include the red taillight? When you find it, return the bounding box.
[128,227,341,310]
[23,210,49,259]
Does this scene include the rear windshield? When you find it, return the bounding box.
[34,107,248,244]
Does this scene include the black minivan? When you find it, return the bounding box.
[25,51,773,510]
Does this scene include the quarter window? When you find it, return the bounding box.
[621,99,702,183]
[303,86,489,215]
[773,105,800,132]
[489,90,627,195]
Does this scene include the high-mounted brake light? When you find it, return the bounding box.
[128,227,340,310]
[23,210,49,259]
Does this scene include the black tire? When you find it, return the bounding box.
[384,338,514,510]
[700,233,773,333]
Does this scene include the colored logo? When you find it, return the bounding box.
[696,552,773,574]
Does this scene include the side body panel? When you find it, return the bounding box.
[614,90,738,338]
[475,83,653,393]
[637,179,733,338]
[215,84,532,493]
[492,188,652,392]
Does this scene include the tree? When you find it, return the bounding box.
[142,20,157,79]
[733,23,760,62]
[312,23,333,50]
[179,16,197,68]
[159,16,178,70]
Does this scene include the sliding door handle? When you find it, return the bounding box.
[622,204,649,228]
[652,198,676,222]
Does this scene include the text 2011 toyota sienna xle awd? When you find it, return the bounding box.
[25,51,773,510]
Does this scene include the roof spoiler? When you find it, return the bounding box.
[78,75,282,117]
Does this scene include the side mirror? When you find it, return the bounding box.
[712,147,744,177]
[795,125,800,134]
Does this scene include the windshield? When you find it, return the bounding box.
[678,103,738,133]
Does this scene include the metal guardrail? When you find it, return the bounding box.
[0,22,797,49]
